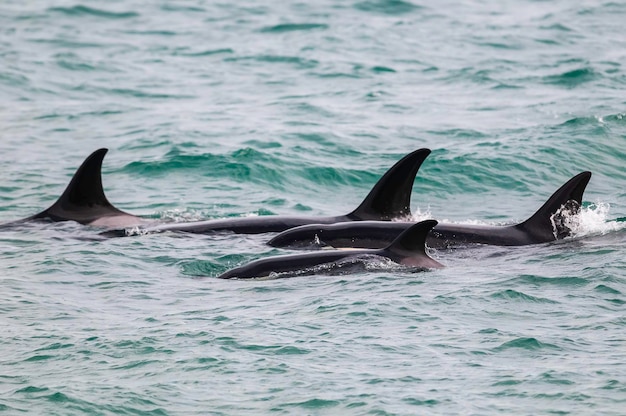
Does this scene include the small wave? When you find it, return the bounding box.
[517,274,588,286]
[173,48,234,57]
[104,87,195,100]
[561,112,625,127]
[493,337,561,352]
[160,4,205,12]
[354,0,422,15]
[56,58,95,72]
[23,354,54,362]
[490,289,558,304]
[16,386,49,393]
[371,66,396,73]
[594,284,622,295]
[281,398,340,410]
[48,5,139,19]
[122,149,286,187]
[182,252,253,278]
[539,371,576,386]
[224,54,319,69]
[259,23,329,33]
[543,67,598,88]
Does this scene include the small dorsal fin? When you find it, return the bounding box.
[348,148,431,221]
[382,219,443,268]
[29,148,135,224]
[517,171,591,242]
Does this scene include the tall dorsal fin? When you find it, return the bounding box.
[348,148,431,221]
[517,171,591,242]
[29,148,135,224]
[382,219,443,268]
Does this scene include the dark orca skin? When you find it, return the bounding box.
[102,148,432,236]
[267,171,592,250]
[0,149,145,229]
[217,220,443,279]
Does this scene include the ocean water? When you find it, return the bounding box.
[1,0,626,414]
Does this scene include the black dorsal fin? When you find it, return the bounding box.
[348,148,431,221]
[29,148,134,224]
[517,171,591,242]
[382,219,443,268]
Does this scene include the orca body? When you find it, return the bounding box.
[0,149,145,229]
[267,171,592,250]
[218,220,443,279]
[102,148,432,237]
[2,147,430,233]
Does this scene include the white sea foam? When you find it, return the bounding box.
[561,202,626,238]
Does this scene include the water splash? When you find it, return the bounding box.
[560,202,626,238]
[550,200,582,239]
[407,207,434,222]
[123,226,152,237]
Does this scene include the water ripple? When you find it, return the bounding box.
[48,5,139,19]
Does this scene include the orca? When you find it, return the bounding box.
[267,171,592,250]
[2,147,430,233]
[0,149,146,229]
[217,220,443,279]
[102,148,432,236]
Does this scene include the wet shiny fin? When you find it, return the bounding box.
[348,148,430,221]
[27,148,137,225]
[383,219,443,268]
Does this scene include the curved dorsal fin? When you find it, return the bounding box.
[517,171,591,242]
[382,219,443,268]
[348,148,431,221]
[29,148,135,224]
